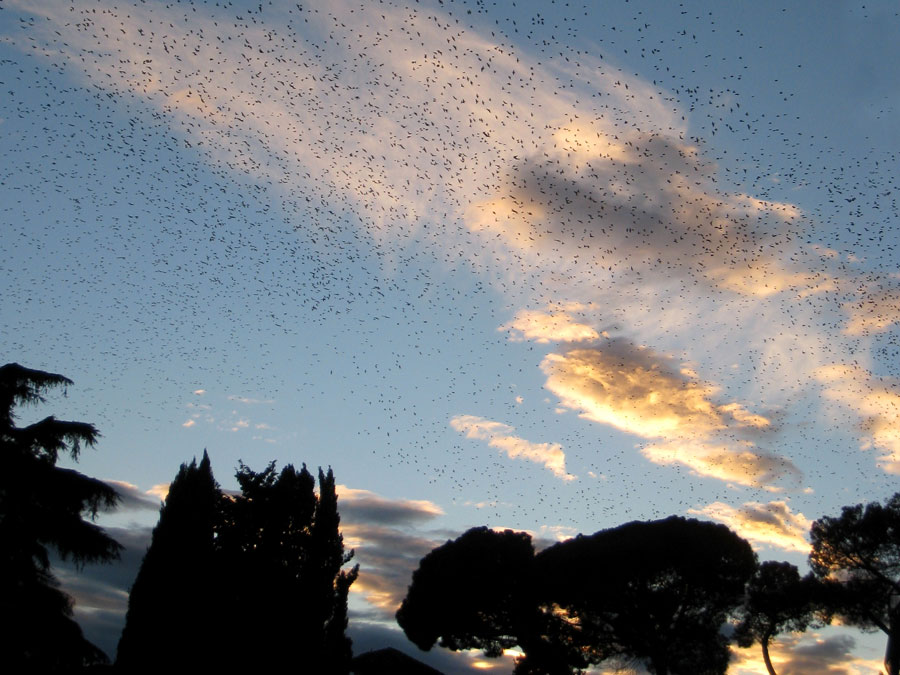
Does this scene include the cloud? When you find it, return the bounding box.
[642,440,801,488]
[843,286,900,336]
[499,306,600,343]
[53,525,153,660]
[343,523,442,620]
[102,481,163,512]
[817,364,900,473]
[182,419,196,428]
[337,486,444,527]
[227,395,275,405]
[146,483,170,502]
[539,339,798,487]
[689,500,811,553]
[450,415,576,480]
[540,340,770,439]
[731,633,882,675]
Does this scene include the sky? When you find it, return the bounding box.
[2,0,899,672]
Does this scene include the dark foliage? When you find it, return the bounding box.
[536,516,757,675]
[116,456,357,673]
[217,462,359,673]
[398,517,756,675]
[115,452,220,671]
[397,527,536,657]
[809,492,900,675]
[0,363,121,671]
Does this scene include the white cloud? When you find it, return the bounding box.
[450,414,575,480]
[817,364,900,473]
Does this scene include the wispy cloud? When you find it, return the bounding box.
[450,415,575,480]
[843,285,900,336]
[689,500,811,553]
[817,364,900,473]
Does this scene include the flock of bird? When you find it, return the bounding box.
[1,0,899,531]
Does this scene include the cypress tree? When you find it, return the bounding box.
[116,451,220,671]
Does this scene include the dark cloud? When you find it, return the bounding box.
[52,525,151,661]
[339,486,444,527]
[102,481,162,512]
[780,634,858,675]
[345,523,444,620]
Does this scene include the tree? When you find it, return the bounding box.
[0,362,121,671]
[216,462,359,673]
[398,518,756,675]
[117,456,358,673]
[535,516,757,675]
[397,527,538,658]
[734,561,820,675]
[809,492,900,675]
[116,451,221,671]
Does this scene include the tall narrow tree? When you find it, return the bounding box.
[116,451,221,671]
[0,362,121,671]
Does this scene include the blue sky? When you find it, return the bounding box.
[2,0,899,672]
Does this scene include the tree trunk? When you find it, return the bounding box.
[761,634,777,675]
[886,606,900,675]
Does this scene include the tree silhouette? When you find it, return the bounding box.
[217,462,358,673]
[536,516,757,675]
[0,362,121,671]
[117,456,358,673]
[398,517,755,675]
[116,451,221,671]
[734,561,820,675]
[397,527,540,663]
[809,492,900,675]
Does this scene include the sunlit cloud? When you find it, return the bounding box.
[642,439,801,488]
[730,633,882,675]
[146,483,170,502]
[817,364,900,473]
[450,414,575,480]
[539,339,800,487]
[540,340,770,439]
[182,419,196,428]
[102,481,164,512]
[689,500,811,553]
[342,523,441,619]
[499,306,599,344]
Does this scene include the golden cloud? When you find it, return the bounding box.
[450,415,575,480]
[642,440,800,488]
[540,343,770,440]
[499,307,599,344]
[689,500,811,553]
[540,341,800,487]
